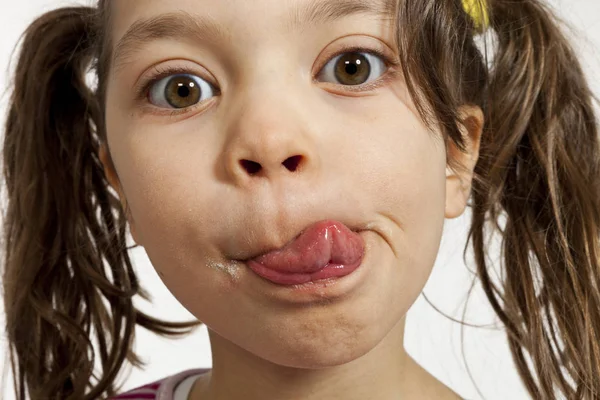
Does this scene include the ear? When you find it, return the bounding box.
[445,105,484,219]
[99,143,142,245]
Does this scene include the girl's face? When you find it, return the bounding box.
[102,0,480,368]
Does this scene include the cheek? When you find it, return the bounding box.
[342,100,448,308]
[104,104,231,301]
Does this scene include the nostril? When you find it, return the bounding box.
[240,159,262,175]
[282,155,303,172]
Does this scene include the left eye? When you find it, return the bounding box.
[148,74,216,109]
[317,51,387,86]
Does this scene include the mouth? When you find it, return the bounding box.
[235,219,366,286]
[235,229,364,262]
[234,222,365,262]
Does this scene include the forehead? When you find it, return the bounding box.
[108,0,398,52]
[110,0,397,28]
[106,0,399,76]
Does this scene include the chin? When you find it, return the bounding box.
[251,326,383,370]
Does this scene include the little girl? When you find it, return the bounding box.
[3,0,600,399]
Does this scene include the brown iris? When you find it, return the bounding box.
[164,75,201,108]
[334,52,371,85]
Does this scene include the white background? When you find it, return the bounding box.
[0,1,599,399]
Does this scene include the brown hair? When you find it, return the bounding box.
[2,0,599,399]
[1,4,200,400]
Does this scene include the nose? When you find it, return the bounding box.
[221,90,319,187]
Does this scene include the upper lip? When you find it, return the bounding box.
[230,220,365,262]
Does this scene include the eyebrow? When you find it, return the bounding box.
[112,0,398,72]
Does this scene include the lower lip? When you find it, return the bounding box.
[246,257,362,286]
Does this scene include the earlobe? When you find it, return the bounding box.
[445,172,471,219]
[444,105,484,219]
[99,144,119,192]
[98,144,142,245]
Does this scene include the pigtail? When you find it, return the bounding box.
[395,0,600,397]
[2,7,201,400]
[468,1,600,398]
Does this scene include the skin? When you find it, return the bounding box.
[99,1,483,399]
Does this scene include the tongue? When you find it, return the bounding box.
[248,220,364,274]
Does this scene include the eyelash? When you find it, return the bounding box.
[134,45,401,116]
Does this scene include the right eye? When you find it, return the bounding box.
[148,74,217,109]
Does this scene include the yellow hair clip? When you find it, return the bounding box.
[462,0,489,31]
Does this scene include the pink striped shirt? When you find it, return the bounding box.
[109,368,210,400]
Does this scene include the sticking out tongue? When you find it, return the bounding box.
[247,220,365,281]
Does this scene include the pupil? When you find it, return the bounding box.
[346,64,358,75]
[178,85,190,98]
